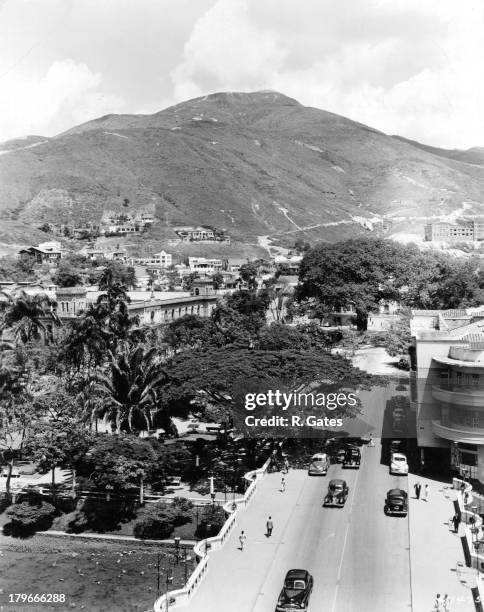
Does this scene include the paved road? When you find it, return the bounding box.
[185,382,413,612]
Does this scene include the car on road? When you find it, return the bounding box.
[343,447,361,468]
[324,479,349,507]
[390,452,409,475]
[384,488,408,516]
[275,569,313,611]
[390,440,405,453]
[308,453,330,476]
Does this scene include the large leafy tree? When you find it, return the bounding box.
[27,417,92,504]
[78,435,159,502]
[94,344,170,433]
[163,347,374,435]
[297,238,421,329]
[0,361,34,500]
[298,238,484,328]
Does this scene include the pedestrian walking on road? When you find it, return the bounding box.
[368,433,374,447]
[434,593,442,611]
[443,594,452,611]
[414,482,422,499]
[283,457,290,473]
[452,513,461,533]
[239,531,246,551]
[280,477,286,492]
[423,484,430,502]
[266,516,273,537]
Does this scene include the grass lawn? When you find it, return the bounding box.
[0,532,195,612]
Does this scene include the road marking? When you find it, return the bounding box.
[331,461,361,612]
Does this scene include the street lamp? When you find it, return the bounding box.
[174,536,181,564]
[182,548,192,586]
[209,475,215,505]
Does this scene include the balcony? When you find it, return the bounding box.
[432,420,484,444]
[432,385,484,408]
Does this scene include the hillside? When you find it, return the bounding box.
[1,90,484,253]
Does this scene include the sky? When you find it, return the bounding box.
[1,0,484,148]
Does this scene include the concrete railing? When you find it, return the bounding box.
[452,478,484,607]
[153,457,272,612]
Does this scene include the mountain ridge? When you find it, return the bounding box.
[1,90,484,251]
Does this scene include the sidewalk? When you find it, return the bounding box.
[408,473,475,612]
[183,470,306,612]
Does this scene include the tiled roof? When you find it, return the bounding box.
[448,321,484,337]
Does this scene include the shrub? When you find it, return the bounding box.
[133,504,178,540]
[53,510,90,534]
[74,498,134,533]
[5,500,56,535]
[171,497,194,527]
[195,505,226,539]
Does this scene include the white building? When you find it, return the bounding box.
[134,250,173,268]
[188,257,223,273]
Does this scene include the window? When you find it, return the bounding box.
[473,413,480,428]
[150,311,155,322]
[472,374,479,388]
[456,372,463,386]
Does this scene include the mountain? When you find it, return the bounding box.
[1,90,484,252]
[391,135,484,167]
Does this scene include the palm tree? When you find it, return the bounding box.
[61,305,110,374]
[94,344,170,433]
[0,291,60,344]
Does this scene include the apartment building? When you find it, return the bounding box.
[411,307,484,481]
[424,219,484,242]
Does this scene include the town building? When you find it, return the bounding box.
[188,257,223,273]
[367,301,401,331]
[133,250,173,268]
[54,285,219,326]
[174,226,215,241]
[273,254,303,274]
[424,219,484,242]
[411,307,484,481]
[19,241,62,264]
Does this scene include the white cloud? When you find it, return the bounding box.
[170,0,484,148]
[171,0,287,101]
[0,59,124,140]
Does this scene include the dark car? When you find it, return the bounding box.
[343,447,361,468]
[324,479,349,507]
[276,569,313,611]
[390,440,404,454]
[384,488,408,516]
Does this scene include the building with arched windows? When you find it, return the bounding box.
[55,283,219,326]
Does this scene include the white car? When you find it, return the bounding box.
[390,452,409,475]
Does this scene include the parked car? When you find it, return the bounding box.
[390,440,405,454]
[308,453,330,476]
[275,569,313,611]
[324,438,357,463]
[384,488,408,516]
[324,479,349,507]
[390,452,409,475]
[343,447,361,469]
